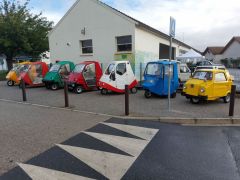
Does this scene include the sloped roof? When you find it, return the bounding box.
[50,0,198,52]
[203,47,224,55]
[221,36,240,54]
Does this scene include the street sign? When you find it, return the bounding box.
[169,17,176,38]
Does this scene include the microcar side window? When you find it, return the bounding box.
[164,65,173,78]
[116,63,127,75]
[84,63,96,79]
[73,64,85,73]
[180,66,190,73]
[50,64,60,72]
[215,73,227,82]
[146,63,163,77]
[105,64,115,75]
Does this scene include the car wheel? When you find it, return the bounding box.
[101,88,108,95]
[51,83,59,90]
[190,97,200,104]
[171,92,177,98]
[130,87,138,94]
[223,93,231,103]
[75,86,83,94]
[144,90,152,98]
[7,80,14,86]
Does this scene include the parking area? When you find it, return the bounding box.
[0,81,239,118]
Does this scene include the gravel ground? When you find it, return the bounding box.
[0,81,239,118]
[0,100,107,175]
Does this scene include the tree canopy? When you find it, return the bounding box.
[0,0,53,69]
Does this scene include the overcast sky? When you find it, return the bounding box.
[29,0,240,51]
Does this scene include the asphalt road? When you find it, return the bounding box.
[1,118,240,180]
[0,100,108,176]
[0,81,239,118]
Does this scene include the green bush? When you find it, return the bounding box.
[0,70,8,81]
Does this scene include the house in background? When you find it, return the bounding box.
[203,47,224,64]
[48,0,196,79]
[0,54,8,71]
[203,36,240,64]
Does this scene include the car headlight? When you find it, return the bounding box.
[200,88,205,93]
[183,85,187,89]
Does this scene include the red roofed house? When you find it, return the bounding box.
[203,37,240,65]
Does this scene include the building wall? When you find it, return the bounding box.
[134,27,190,80]
[222,41,240,59]
[204,52,222,64]
[49,0,135,69]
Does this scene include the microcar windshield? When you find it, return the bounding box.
[193,71,213,80]
[50,64,61,72]
[73,64,85,73]
[105,64,115,75]
[145,63,163,76]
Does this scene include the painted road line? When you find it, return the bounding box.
[101,122,159,140]
[18,163,95,180]
[57,144,135,180]
[84,131,149,157]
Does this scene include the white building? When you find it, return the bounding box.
[221,37,240,60]
[203,47,224,64]
[203,37,240,64]
[49,0,195,79]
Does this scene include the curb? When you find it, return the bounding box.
[0,98,239,125]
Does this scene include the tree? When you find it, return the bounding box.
[0,0,53,70]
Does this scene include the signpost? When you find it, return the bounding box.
[168,17,176,111]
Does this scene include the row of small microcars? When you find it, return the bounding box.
[6,60,233,104]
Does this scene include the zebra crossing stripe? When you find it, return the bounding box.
[101,122,159,140]
[18,163,95,180]
[18,123,159,180]
[57,144,135,180]
[83,131,149,156]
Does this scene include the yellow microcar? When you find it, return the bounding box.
[182,69,233,104]
[6,62,31,86]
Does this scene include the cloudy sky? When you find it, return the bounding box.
[28,0,240,51]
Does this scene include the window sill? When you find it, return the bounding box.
[115,51,133,55]
[80,54,93,57]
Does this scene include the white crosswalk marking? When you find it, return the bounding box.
[84,131,149,156]
[101,122,159,140]
[18,163,95,180]
[18,123,159,180]
[57,144,135,180]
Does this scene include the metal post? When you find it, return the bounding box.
[125,85,129,116]
[168,37,173,111]
[21,79,27,102]
[140,63,143,87]
[64,80,69,108]
[229,85,236,117]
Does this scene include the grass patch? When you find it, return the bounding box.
[0,70,8,81]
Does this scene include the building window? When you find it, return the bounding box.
[116,35,132,52]
[81,40,93,54]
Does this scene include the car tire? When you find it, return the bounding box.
[190,97,200,104]
[75,86,83,94]
[223,93,231,103]
[171,92,177,98]
[130,87,138,94]
[7,80,14,86]
[51,83,59,90]
[101,88,108,95]
[144,90,152,98]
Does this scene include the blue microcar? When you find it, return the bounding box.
[143,60,179,98]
